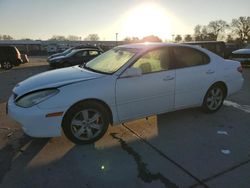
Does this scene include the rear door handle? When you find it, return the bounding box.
[163,76,175,81]
[206,70,215,74]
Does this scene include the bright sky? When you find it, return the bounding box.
[0,0,249,40]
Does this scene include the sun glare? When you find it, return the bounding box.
[122,3,172,40]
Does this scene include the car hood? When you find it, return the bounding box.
[13,66,105,96]
[48,53,63,59]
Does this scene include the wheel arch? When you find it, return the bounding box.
[202,81,228,112]
[209,81,228,97]
[203,81,228,104]
[62,98,114,125]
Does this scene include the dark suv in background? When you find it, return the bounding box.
[0,46,23,70]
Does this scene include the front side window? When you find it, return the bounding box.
[85,48,136,74]
[75,51,87,57]
[132,48,171,74]
[173,47,210,68]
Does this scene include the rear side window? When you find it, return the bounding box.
[173,47,210,68]
[89,50,99,56]
[75,51,87,57]
[0,46,14,55]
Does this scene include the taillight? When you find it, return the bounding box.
[237,66,243,73]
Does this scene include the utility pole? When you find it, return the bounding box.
[116,33,118,46]
[172,34,175,42]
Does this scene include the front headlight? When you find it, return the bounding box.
[15,89,59,108]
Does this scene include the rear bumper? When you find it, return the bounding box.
[227,77,244,96]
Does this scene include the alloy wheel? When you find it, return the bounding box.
[206,87,223,111]
[70,109,103,140]
[2,61,12,70]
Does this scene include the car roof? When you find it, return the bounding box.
[74,45,98,48]
[118,42,202,50]
[73,45,103,51]
[0,45,16,49]
[183,41,225,44]
[72,48,101,52]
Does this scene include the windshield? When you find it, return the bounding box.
[84,48,137,74]
[65,49,79,57]
[62,48,73,55]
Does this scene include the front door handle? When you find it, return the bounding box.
[163,76,174,81]
[206,70,215,74]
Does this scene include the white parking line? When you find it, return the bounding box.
[217,130,228,135]
[221,149,231,155]
[223,100,250,113]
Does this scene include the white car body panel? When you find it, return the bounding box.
[116,70,175,121]
[13,66,105,97]
[174,50,219,109]
[7,43,244,138]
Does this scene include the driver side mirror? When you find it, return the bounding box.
[120,67,142,78]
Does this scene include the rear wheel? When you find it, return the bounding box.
[1,61,13,70]
[62,101,109,144]
[203,85,225,113]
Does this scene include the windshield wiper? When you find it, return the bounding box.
[79,64,109,75]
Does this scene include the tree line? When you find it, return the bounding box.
[0,34,100,41]
[125,16,250,44]
[175,16,250,44]
[48,34,100,41]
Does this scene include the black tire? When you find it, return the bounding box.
[62,101,110,144]
[1,61,13,70]
[202,84,225,113]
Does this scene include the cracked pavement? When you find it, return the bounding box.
[0,58,250,188]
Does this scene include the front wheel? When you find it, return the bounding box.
[202,85,225,113]
[62,102,109,144]
[1,61,13,70]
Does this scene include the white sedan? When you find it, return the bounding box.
[7,43,244,144]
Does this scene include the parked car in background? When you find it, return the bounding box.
[7,43,243,144]
[230,48,250,67]
[0,45,23,70]
[47,45,103,61]
[21,54,29,63]
[47,47,73,60]
[225,43,241,59]
[48,48,102,68]
[183,41,226,58]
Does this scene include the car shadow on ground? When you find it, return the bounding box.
[0,133,49,183]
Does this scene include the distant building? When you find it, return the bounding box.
[0,40,123,55]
